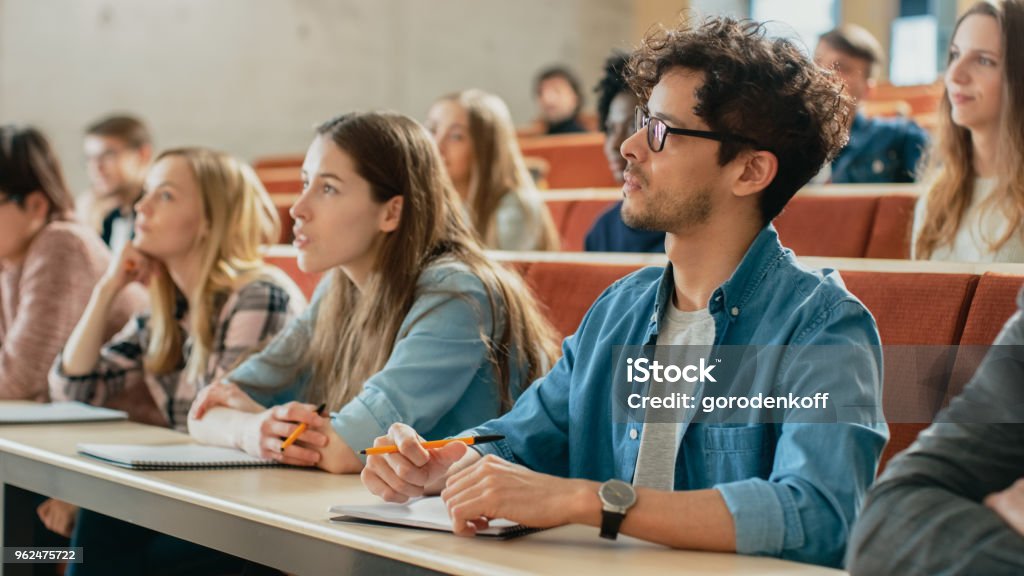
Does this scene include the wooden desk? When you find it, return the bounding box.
[0,416,843,575]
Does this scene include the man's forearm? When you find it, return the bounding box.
[567,486,736,552]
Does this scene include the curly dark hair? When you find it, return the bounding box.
[626,16,851,223]
[594,51,632,129]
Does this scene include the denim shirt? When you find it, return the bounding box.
[468,225,888,567]
[831,112,929,184]
[228,259,516,460]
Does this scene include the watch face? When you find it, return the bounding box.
[600,479,636,508]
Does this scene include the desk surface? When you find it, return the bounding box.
[0,415,844,575]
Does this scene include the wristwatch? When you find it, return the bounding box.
[598,479,637,540]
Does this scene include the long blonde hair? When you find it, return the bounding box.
[915,0,1024,259]
[304,112,560,412]
[437,90,559,250]
[144,148,282,382]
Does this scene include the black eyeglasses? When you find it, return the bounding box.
[634,107,763,153]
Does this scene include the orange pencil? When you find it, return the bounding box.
[280,403,327,452]
[360,434,504,455]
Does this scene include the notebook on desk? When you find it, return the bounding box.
[77,443,279,470]
[0,402,128,424]
[329,497,539,539]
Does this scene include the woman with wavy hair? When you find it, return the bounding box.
[426,89,559,250]
[188,111,559,474]
[913,0,1024,261]
[51,147,305,575]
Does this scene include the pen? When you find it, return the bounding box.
[280,403,327,452]
[360,434,505,455]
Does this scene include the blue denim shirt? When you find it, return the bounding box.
[228,260,517,460]
[468,225,888,567]
[831,112,929,184]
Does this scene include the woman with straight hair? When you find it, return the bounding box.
[51,147,305,576]
[425,89,560,251]
[913,0,1024,262]
[188,111,560,474]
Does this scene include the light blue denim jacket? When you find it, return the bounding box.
[228,259,517,459]
[468,225,888,568]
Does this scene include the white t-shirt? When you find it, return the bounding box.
[913,178,1024,263]
[632,304,716,491]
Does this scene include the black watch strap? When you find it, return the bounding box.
[600,509,626,540]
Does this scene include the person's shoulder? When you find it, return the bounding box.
[27,221,108,264]
[866,115,928,141]
[778,255,871,320]
[418,258,487,294]
[228,275,298,315]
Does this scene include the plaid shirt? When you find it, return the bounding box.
[49,279,302,431]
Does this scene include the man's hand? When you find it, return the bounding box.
[361,423,475,502]
[985,477,1024,536]
[441,454,599,536]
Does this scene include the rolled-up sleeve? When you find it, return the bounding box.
[716,299,887,567]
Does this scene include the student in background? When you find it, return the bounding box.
[585,51,666,253]
[426,90,559,251]
[50,147,303,575]
[81,114,153,253]
[913,0,1024,262]
[814,25,929,183]
[0,125,147,550]
[535,66,588,135]
[362,16,886,568]
[187,112,560,474]
[0,125,145,400]
[847,287,1024,574]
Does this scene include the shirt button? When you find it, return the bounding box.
[629,428,638,440]
[730,306,740,317]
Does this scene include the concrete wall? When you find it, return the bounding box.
[0,0,633,192]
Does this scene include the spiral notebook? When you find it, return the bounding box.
[329,497,539,539]
[77,443,279,470]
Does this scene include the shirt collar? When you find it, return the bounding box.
[652,224,786,323]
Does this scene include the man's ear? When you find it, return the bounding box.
[733,150,778,199]
[138,143,154,165]
[865,77,877,99]
[380,196,403,233]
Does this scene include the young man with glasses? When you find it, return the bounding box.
[814,25,928,183]
[81,114,152,253]
[361,16,887,568]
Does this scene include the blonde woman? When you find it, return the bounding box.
[51,148,304,576]
[426,89,560,250]
[188,111,560,474]
[913,0,1024,262]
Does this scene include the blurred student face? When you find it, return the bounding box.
[605,91,639,183]
[84,135,148,198]
[133,155,204,261]
[619,68,725,234]
[426,100,474,194]
[538,75,579,124]
[290,134,400,277]
[0,191,47,266]
[946,14,1004,133]
[814,42,872,105]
